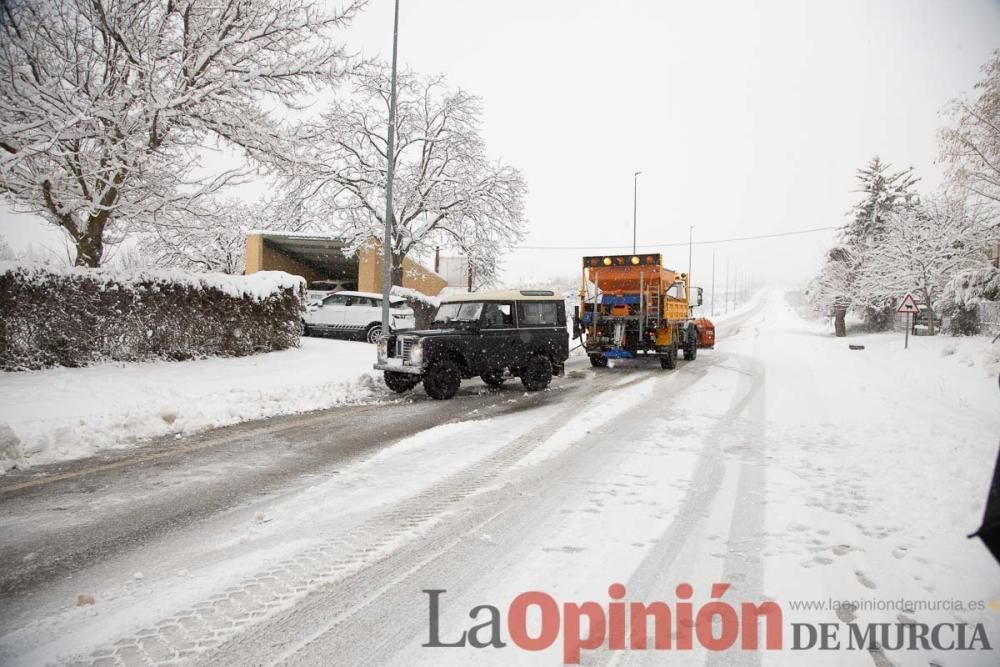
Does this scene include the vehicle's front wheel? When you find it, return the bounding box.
[589,354,608,368]
[423,360,462,400]
[682,324,698,360]
[521,355,553,391]
[365,323,383,344]
[481,370,506,387]
[384,371,419,394]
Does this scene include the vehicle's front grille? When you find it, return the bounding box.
[396,336,414,362]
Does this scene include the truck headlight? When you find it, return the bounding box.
[409,341,423,365]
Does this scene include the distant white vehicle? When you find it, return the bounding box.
[303,291,415,343]
[305,279,353,304]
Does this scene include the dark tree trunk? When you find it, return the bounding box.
[834,306,847,337]
[73,227,104,268]
[390,252,405,287]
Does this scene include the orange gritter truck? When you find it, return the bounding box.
[573,253,714,369]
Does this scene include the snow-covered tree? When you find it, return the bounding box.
[0,0,362,268]
[940,50,1000,208]
[140,200,309,274]
[855,195,994,335]
[842,156,920,330]
[805,246,852,337]
[282,62,527,286]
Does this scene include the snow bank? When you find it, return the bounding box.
[0,263,304,370]
[0,337,383,469]
[0,262,304,302]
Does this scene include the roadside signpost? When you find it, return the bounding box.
[896,293,920,349]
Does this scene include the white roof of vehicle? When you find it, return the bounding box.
[326,290,405,302]
[442,289,561,302]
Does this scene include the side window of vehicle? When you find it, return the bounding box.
[482,302,513,329]
[324,294,348,306]
[518,301,560,327]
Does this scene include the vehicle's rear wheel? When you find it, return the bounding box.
[589,354,608,368]
[660,346,677,369]
[481,370,506,387]
[522,355,553,391]
[423,360,462,400]
[384,371,418,394]
[365,323,383,344]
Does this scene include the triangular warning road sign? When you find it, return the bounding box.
[896,293,920,314]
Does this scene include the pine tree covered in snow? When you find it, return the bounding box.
[0,0,362,268]
[280,62,527,287]
[842,156,920,330]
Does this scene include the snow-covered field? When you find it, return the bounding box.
[0,337,383,469]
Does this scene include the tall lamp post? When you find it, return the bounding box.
[687,225,694,304]
[380,0,400,341]
[632,171,641,254]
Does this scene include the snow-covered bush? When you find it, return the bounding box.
[939,265,1000,335]
[390,286,440,329]
[0,264,304,370]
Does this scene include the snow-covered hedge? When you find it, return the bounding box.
[0,263,305,371]
[390,286,439,329]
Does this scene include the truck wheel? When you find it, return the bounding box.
[589,354,608,368]
[521,355,553,391]
[481,371,505,387]
[660,346,677,369]
[683,323,698,360]
[384,371,418,394]
[423,360,461,400]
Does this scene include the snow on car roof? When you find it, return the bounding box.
[442,289,560,302]
[335,290,405,302]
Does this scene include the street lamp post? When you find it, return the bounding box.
[632,171,641,255]
[710,248,716,317]
[687,225,693,281]
[380,0,400,341]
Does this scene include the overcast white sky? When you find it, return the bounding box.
[3,0,999,293]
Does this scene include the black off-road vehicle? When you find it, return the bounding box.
[374,290,570,400]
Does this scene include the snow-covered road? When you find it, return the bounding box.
[0,291,998,666]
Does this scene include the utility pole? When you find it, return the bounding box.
[710,248,716,317]
[725,261,730,313]
[380,0,400,341]
[632,171,642,255]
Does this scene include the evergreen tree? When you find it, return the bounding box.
[842,156,920,330]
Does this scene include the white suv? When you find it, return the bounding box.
[303,291,415,343]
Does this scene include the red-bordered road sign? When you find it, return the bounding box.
[896,293,920,314]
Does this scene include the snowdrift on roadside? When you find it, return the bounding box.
[0,338,383,470]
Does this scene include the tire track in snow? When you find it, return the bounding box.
[208,360,719,666]
[57,370,660,666]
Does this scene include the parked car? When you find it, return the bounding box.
[303,291,415,343]
[305,279,353,304]
[374,289,570,400]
